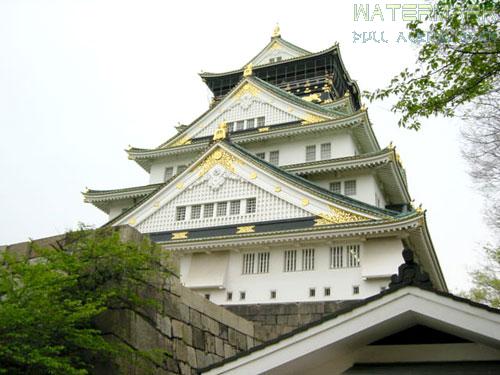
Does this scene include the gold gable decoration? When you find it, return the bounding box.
[172,136,192,147]
[243,63,253,77]
[314,205,369,226]
[272,24,281,38]
[198,148,236,177]
[213,121,228,141]
[234,82,260,99]
[301,114,327,125]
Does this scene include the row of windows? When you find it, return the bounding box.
[256,150,279,165]
[242,245,361,275]
[176,198,256,221]
[268,56,283,63]
[329,180,357,196]
[228,116,265,133]
[219,285,361,302]
[305,142,332,162]
[164,165,187,181]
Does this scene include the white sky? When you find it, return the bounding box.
[0,0,492,292]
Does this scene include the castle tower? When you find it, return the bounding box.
[84,28,446,304]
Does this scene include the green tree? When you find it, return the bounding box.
[463,245,500,308]
[366,0,499,130]
[0,226,170,375]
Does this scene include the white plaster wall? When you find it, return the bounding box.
[108,198,135,220]
[180,239,398,305]
[310,173,386,207]
[149,153,198,184]
[361,237,403,279]
[244,130,357,166]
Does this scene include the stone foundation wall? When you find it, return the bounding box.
[226,301,359,341]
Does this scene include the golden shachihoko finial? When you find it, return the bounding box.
[213,121,228,141]
[243,63,253,77]
[272,23,281,38]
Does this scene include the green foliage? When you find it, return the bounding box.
[463,245,500,308]
[0,226,170,375]
[366,0,499,129]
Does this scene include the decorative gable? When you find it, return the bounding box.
[114,143,380,234]
[168,79,332,147]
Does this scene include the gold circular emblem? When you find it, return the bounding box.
[213,150,222,160]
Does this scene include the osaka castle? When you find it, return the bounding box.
[84,26,447,305]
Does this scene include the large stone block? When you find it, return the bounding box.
[189,308,203,330]
[173,338,188,363]
[191,326,205,351]
[214,337,224,357]
[156,313,172,337]
[186,346,197,368]
[172,320,184,338]
[163,293,182,321]
[181,323,193,346]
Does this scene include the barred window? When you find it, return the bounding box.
[257,252,270,273]
[320,143,331,160]
[191,205,201,219]
[324,287,331,296]
[257,116,265,127]
[347,244,360,267]
[240,291,246,300]
[284,250,297,272]
[309,288,316,297]
[269,150,279,165]
[353,285,360,295]
[236,120,245,131]
[164,167,174,181]
[216,201,227,216]
[330,246,344,268]
[305,145,316,162]
[329,181,341,195]
[256,152,265,160]
[246,118,255,129]
[229,200,241,215]
[242,253,255,274]
[302,248,315,271]
[246,198,256,213]
[270,290,276,299]
[344,180,357,196]
[226,292,233,301]
[203,203,214,218]
[177,165,187,174]
[175,206,186,221]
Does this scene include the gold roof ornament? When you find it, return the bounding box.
[344,90,350,97]
[272,23,281,38]
[388,141,395,150]
[243,63,253,77]
[213,121,228,141]
[416,204,424,214]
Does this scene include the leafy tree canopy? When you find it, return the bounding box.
[366,0,499,130]
[0,226,170,375]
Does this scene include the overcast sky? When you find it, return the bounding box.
[0,0,493,292]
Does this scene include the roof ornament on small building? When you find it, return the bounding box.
[213,120,228,141]
[243,63,253,77]
[388,247,433,290]
[272,23,281,38]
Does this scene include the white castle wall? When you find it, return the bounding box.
[178,236,404,305]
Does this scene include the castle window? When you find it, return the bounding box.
[256,152,265,160]
[330,246,344,268]
[353,285,360,295]
[309,288,316,297]
[227,122,234,132]
[320,143,331,159]
[269,58,275,63]
[347,244,361,267]
[344,180,357,196]
[284,250,297,272]
[203,203,214,218]
[269,150,280,165]
[175,206,186,221]
[246,198,256,214]
[246,118,255,129]
[257,116,265,127]
[229,200,241,215]
[257,252,270,273]
[177,165,187,174]
[270,290,276,299]
[239,291,246,300]
[164,167,174,181]
[216,202,227,216]
[305,145,316,162]
[302,248,315,271]
[324,287,331,296]
[242,253,255,274]
[329,182,341,195]
[204,294,210,300]
[191,205,201,219]
[276,56,282,62]
[236,120,245,131]
[227,292,233,301]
